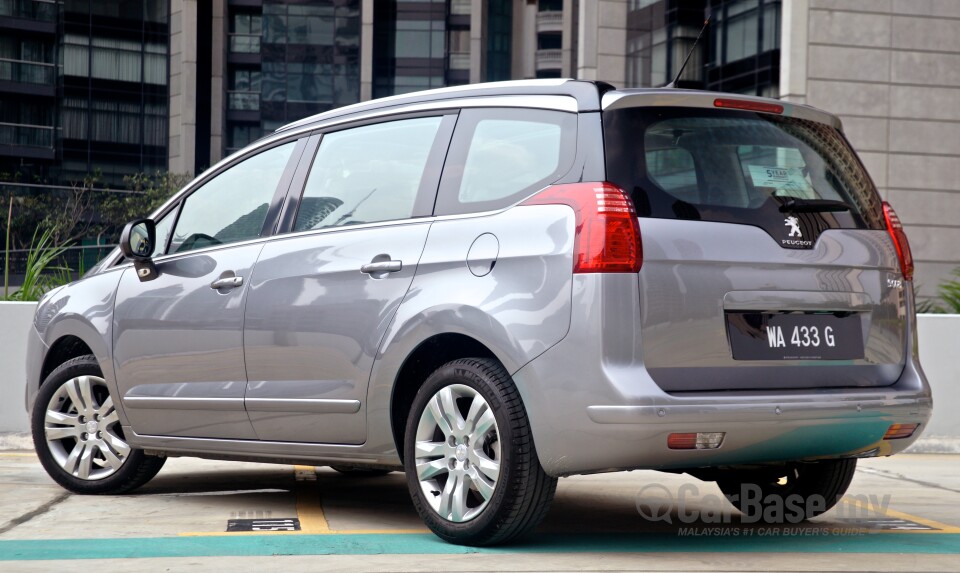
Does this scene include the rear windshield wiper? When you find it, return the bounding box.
[778,198,851,213]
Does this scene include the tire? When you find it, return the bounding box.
[329,465,391,477]
[716,459,857,523]
[403,358,557,546]
[31,355,166,494]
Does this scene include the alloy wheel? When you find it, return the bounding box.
[43,375,131,480]
[413,383,501,522]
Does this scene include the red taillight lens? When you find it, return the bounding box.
[882,202,914,281]
[714,98,784,114]
[522,182,642,273]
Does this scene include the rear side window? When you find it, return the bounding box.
[604,107,885,234]
[435,108,577,215]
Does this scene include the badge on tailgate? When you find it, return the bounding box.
[726,312,864,361]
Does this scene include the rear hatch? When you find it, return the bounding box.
[602,92,907,392]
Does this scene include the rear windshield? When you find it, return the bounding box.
[603,107,885,231]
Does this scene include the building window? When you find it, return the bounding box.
[486,0,511,82]
[258,1,359,116]
[712,0,780,66]
[706,0,781,96]
[372,1,446,98]
[229,69,261,111]
[230,12,262,53]
[448,29,470,70]
[227,124,262,153]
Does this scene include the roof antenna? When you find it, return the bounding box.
[664,17,710,89]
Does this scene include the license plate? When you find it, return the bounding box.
[726,312,864,360]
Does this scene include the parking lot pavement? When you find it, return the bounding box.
[0,450,957,572]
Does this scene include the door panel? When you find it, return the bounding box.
[113,244,263,438]
[243,222,430,444]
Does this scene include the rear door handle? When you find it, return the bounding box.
[210,276,243,290]
[360,260,402,274]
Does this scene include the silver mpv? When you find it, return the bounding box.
[25,80,932,545]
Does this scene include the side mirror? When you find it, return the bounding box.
[120,219,159,282]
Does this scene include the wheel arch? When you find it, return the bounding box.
[40,335,95,385]
[389,333,496,462]
[28,317,118,421]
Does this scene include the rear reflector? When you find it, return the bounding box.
[667,432,725,450]
[714,98,784,114]
[882,202,914,281]
[883,423,919,440]
[522,182,642,273]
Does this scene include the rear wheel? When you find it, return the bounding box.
[716,459,857,523]
[403,358,557,546]
[32,355,165,494]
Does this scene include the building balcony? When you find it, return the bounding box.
[0,58,55,85]
[448,52,470,71]
[450,0,471,16]
[535,49,563,72]
[536,10,563,34]
[229,33,261,54]
[0,0,56,22]
[228,90,260,111]
[0,122,56,159]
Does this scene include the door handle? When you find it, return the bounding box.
[210,276,243,290]
[360,260,402,274]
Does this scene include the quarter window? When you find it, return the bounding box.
[436,108,577,215]
[168,141,296,254]
[294,116,443,232]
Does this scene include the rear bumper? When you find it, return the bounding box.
[512,274,933,477]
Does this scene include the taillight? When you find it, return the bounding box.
[522,182,642,273]
[882,202,914,281]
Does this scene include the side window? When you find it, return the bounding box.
[151,207,177,257]
[436,108,577,216]
[294,116,444,232]
[169,141,296,254]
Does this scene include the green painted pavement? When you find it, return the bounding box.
[1,533,959,561]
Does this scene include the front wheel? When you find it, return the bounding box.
[32,355,165,494]
[404,358,557,546]
[716,459,857,523]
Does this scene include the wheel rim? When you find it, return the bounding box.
[414,383,501,523]
[44,375,131,481]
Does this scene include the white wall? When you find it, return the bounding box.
[915,315,960,449]
[0,302,37,433]
[0,303,957,450]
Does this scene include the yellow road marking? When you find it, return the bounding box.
[840,497,960,533]
[0,452,37,457]
[294,465,331,534]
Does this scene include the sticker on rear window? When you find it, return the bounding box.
[747,165,814,197]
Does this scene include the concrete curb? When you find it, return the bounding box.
[0,432,32,451]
